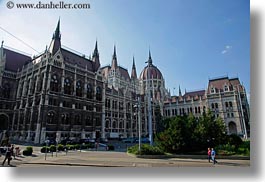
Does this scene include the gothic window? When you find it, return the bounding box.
[211,103,215,109]
[37,74,44,92]
[96,86,102,101]
[61,113,70,125]
[50,74,60,92]
[19,82,24,97]
[31,77,37,94]
[229,101,233,108]
[47,111,55,124]
[224,85,229,92]
[195,107,198,113]
[112,121,116,129]
[215,103,218,109]
[225,102,228,108]
[87,83,93,99]
[106,120,110,128]
[64,78,72,95]
[119,121,123,128]
[2,83,11,98]
[211,87,215,93]
[76,80,83,97]
[198,107,201,113]
[85,116,92,126]
[74,115,81,125]
[25,80,30,95]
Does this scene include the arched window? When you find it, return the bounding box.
[229,101,233,108]
[50,74,60,92]
[31,76,37,94]
[61,113,70,125]
[225,102,228,108]
[228,121,237,134]
[195,107,198,114]
[119,121,123,128]
[105,120,110,128]
[87,84,93,99]
[112,121,116,129]
[76,80,83,97]
[2,83,11,98]
[85,116,92,126]
[215,103,218,109]
[211,103,215,109]
[64,78,72,95]
[96,86,102,101]
[47,111,56,124]
[224,85,229,92]
[74,115,81,125]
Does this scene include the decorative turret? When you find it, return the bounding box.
[179,85,182,97]
[49,19,61,55]
[147,49,152,65]
[92,40,100,71]
[111,45,118,70]
[131,56,137,79]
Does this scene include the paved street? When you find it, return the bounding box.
[0,144,250,167]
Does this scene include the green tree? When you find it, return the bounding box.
[155,110,227,153]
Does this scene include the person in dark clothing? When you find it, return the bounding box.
[2,144,12,166]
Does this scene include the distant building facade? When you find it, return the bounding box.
[0,21,250,144]
[164,77,250,138]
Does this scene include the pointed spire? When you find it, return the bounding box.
[92,40,100,71]
[0,40,4,58]
[49,19,61,55]
[111,45,118,70]
[53,18,61,40]
[131,56,137,79]
[93,40,99,58]
[113,45,117,60]
[147,48,152,65]
[179,85,182,96]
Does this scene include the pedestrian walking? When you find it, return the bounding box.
[2,144,12,166]
[10,144,15,159]
[207,148,212,162]
[211,148,217,164]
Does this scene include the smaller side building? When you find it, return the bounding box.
[163,76,250,138]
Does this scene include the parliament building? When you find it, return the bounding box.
[0,21,249,144]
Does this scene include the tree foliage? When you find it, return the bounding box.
[155,110,227,153]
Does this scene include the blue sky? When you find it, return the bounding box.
[0,0,250,97]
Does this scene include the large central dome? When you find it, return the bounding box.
[139,64,163,80]
[139,51,163,80]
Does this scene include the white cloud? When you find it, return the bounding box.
[221,45,232,54]
[221,50,227,54]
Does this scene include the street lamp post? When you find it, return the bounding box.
[145,60,153,146]
[134,95,141,153]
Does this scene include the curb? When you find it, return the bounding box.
[128,153,250,160]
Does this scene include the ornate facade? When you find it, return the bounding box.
[0,21,250,144]
[164,77,250,138]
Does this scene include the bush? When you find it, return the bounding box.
[227,134,243,148]
[107,144,115,151]
[57,144,64,151]
[128,144,164,155]
[23,146,33,156]
[41,146,50,153]
[50,145,56,152]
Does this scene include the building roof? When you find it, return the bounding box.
[61,48,95,72]
[207,76,243,93]
[3,48,32,72]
